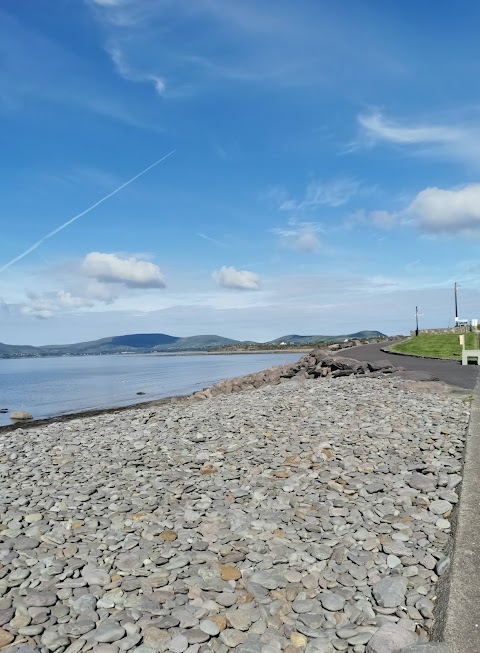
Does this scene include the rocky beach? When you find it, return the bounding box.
[0,353,469,653]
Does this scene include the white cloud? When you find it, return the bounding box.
[83,252,166,288]
[356,110,480,165]
[358,111,460,145]
[364,183,480,234]
[405,184,480,233]
[274,222,322,252]
[20,291,97,319]
[212,266,260,290]
[280,177,360,211]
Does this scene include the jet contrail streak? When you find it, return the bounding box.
[0,150,176,272]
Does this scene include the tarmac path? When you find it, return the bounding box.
[347,340,478,389]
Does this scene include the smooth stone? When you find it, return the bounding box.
[118,634,142,651]
[168,635,189,653]
[94,621,126,643]
[143,627,172,649]
[0,628,14,647]
[429,501,453,516]
[199,619,220,636]
[220,629,248,647]
[387,555,402,569]
[82,567,111,587]
[22,590,57,607]
[320,593,345,612]
[249,571,287,589]
[435,557,450,576]
[366,624,416,653]
[372,576,408,608]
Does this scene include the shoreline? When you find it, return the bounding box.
[0,348,315,361]
[0,372,468,651]
[1,352,304,430]
[0,345,408,434]
[0,393,190,434]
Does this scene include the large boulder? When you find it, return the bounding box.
[10,411,33,421]
[330,357,359,371]
[367,359,394,371]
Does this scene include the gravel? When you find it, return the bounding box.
[0,375,468,652]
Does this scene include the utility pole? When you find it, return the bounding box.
[415,306,419,337]
[454,282,459,325]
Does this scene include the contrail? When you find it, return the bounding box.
[0,150,176,272]
[197,232,227,247]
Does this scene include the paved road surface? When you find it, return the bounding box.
[347,341,478,390]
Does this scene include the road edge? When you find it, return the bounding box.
[441,371,480,652]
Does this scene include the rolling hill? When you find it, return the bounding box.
[268,331,386,344]
[0,330,387,358]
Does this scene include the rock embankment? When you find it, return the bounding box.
[0,374,466,653]
[192,350,422,400]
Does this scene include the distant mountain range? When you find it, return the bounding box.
[269,331,385,344]
[0,330,386,358]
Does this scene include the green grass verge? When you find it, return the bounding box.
[391,333,479,359]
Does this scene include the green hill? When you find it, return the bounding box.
[268,331,386,345]
[0,333,243,357]
[0,329,387,358]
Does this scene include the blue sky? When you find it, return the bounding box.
[2,0,480,344]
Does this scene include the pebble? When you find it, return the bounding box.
[0,374,469,653]
[372,576,408,608]
[95,622,126,643]
[0,628,14,647]
[199,619,221,635]
[365,623,417,652]
[168,635,189,653]
[320,593,345,612]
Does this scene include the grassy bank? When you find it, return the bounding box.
[391,333,478,359]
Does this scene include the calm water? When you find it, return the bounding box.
[0,353,300,426]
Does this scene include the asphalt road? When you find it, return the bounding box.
[347,341,479,390]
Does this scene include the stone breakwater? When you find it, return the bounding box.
[192,351,415,400]
[0,375,468,653]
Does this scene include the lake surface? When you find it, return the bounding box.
[0,353,300,426]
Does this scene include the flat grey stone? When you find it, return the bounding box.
[366,624,417,653]
[407,473,437,493]
[320,593,345,611]
[248,570,287,589]
[22,590,57,607]
[373,576,408,608]
[220,629,248,647]
[82,566,111,586]
[94,621,126,643]
[168,635,189,653]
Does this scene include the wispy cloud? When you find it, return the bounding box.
[87,0,402,95]
[273,221,323,253]
[280,177,361,212]
[108,47,166,96]
[358,110,461,145]
[354,109,480,165]
[0,9,164,130]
